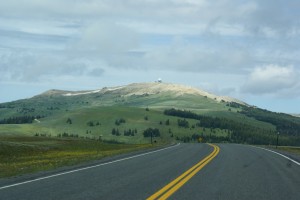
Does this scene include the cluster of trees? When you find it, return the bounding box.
[34,133,51,137]
[0,115,42,124]
[111,128,121,136]
[164,108,199,119]
[87,120,101,127]
[159,120,170,125]
[177,119,189,128]
[57,132,79,138]
[143,128,160,137]
[164,108,299,145]
[226,102,241,108]
[123,129,137,136]
[111,128,137,136]
[115,118,126,126]
[239,106,300,136]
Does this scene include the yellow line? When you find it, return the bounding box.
[147,144,219,200]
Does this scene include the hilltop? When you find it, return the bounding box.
[36,82,246,105]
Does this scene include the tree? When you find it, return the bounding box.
[165,119,170,125]
[112,128,116,135]
[116,129,120,136]
[87,121,94,126]
[143,128,160,137]
[66,118,72,124]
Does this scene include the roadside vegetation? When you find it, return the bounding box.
[0,136,153,178]
[270,146,300,155]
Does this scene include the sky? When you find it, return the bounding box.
[0,0,300,113]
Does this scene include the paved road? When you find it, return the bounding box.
[0,143,299,200]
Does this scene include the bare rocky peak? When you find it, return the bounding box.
[38,89,90,97]
[122,82,246,105]
[38,82,246,105]
[39,89,70,96]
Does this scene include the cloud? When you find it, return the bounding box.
[141,36,253,72]
[88,68,105,77]
[242,64,300,96]
[1,0,299,37]
[0,50,105,82]
[69,21,140,54]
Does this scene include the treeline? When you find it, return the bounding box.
[164,108,300,145]
[239,106,300,136]
[164,109,199,120]
[0,115,43,124]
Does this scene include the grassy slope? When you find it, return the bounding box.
[0,90,277,144]
[0,106,231,144]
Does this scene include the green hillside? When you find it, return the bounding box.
[0,82,300,146]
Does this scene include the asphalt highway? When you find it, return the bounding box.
[0,143,299,200]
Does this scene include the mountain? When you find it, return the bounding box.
[0,82,300,145]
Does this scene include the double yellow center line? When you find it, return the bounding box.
[147,144,220,200]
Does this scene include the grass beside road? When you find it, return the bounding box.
[0,135,154,178]
[261,145,300,156]
[276,146,300,155]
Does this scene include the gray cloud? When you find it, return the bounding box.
[242,64,300,96]
[68,21,140,54]
[0,51,104,82]
[88,68,105,77]
[143,44,253,73]
[1,1,299,35]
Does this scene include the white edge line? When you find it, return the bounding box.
[254,146,300,166]
[0,143,180,190]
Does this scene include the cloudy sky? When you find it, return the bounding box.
[0,0,300,113]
